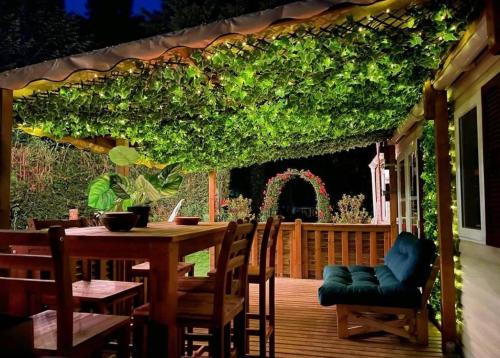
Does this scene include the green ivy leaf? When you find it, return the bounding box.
[108,146,140,166]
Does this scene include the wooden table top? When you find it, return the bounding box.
[65,221,228,243]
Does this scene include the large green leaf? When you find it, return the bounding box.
[133,175,163,205]
[88,175,117,211]
[108,146,140,166]
[109,173,132,199]
[146,163,183,196]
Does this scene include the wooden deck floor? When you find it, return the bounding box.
[247,278,443,358]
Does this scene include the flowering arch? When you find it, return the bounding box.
[260,169,332,223]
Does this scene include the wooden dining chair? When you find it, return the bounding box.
[15,218,143,314]
[132,220,257,358]
[0,227,130,357]
[247,216,282,358]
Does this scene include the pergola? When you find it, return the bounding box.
[0,0,496,353]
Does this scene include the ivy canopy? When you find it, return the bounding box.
[13,1,474,172]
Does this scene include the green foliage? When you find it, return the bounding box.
[87,147,183,211]
[260,169,332,222]
[14,1,474,171]
[332,194,372,224]
[10,132,112,229]
[219,195,255,221]
[420,121,442,322]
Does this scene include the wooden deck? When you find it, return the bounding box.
[247,278,443,358]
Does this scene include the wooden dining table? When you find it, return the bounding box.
[64,221,228,357]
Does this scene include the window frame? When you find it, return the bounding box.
[396,141,421,237]
[454,91,486,244]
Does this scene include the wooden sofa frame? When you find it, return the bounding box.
[335,256,440,345]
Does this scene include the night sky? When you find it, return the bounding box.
[65,0,161,16]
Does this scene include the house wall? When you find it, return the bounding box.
[451,54,500,358]
[459,241,500,358]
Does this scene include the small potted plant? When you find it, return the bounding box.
[88,146,182,227]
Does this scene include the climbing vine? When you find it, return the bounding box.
[260,169,332,222]
[13,1,476,171]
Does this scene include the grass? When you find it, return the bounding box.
[185,250,210,276]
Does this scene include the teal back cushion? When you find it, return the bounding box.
[385,232,436,287]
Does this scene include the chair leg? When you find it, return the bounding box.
[336,305,349,339]
[259,281,267,358]
[269,275,276,358]
[211,326,224,358]
[416,308,429,345]
[234,310,246,358]
[224,323,231,357]
[133,316,147,358]
[116,323,131,358]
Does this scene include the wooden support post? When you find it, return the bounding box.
[433,88,457,351]
[485,0,500,55]
[0,89,13,230]
[208,170,217,270]
[115,138,129,176]
[208,170,217,222]
[386,145,398,245]
[290,219,302,278]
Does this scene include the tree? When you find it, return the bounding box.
[0,0,90,72]
[85,0,144,48]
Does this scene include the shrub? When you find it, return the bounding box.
[219,195,255,222]
[332,194,371,224]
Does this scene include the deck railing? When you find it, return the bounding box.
[250,219,392,280]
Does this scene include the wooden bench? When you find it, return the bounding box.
[319,232,438,345]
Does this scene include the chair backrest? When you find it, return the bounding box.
[0,227,73,355]
[213,221,257,322]
[384,232,436,287]
[258,216,283,277]
[28,218,89,230]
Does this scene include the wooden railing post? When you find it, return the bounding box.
[0,89,13,230]
[290,219,303,278]
[208,170,217,270]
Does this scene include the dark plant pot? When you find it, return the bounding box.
[127,206,151,227]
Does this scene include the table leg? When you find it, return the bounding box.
[148,243,179,357]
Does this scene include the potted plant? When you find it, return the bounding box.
[88,146,182,227]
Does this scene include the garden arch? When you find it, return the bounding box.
[260,169,332,223]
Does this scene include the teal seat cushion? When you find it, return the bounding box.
[318,264,421,308]
[318,232,436,308]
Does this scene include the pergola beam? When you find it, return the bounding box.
[0,89,13,229]
[485,0,500,55]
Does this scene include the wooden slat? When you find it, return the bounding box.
[369,232,377,267]
[301,223,391,232]
[0,230,49,246]
[290,219,302,279]
[355,232,363,265]
[327,231,335,265]
[341,232,349,266]
[314,231,322,279]
[0,89,13,230]
[384,232,390,256]
[247,278,443,358]
[0,254,52,271]
[276,228,284,276]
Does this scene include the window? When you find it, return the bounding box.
[454,91,485,244]
[397,144,421,237]
[458,108,481,230]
